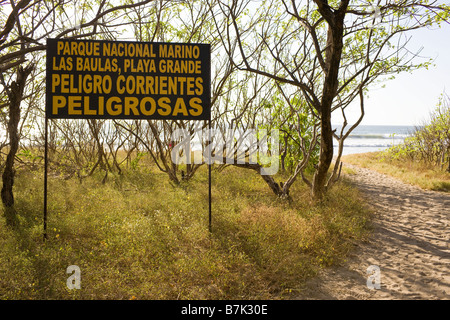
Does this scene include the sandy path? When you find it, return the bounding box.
[296,163,450,300]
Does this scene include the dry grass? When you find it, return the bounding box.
[0,162,371,299]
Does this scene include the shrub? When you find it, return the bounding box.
[383,93,450,172]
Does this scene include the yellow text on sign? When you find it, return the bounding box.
[52,96,203,117]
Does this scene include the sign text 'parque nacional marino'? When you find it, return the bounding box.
[46,39,211,120]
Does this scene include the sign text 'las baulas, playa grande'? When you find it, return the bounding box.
[46,39,211,120]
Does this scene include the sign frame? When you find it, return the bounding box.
[44,38,212,239]
[46,38,211,120]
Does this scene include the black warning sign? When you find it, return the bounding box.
[46,39,211,120]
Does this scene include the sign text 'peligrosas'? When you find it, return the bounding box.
[46,39,211,120]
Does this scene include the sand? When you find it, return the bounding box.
[296,163,450,300]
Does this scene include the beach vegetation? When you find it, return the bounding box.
[0,0,449,299]
[382,93,450,173]
[0,162,371,299]
[343,94,450,192]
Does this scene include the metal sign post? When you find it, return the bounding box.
[208,117,212,233]
[43,116,48,240]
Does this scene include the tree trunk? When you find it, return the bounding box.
[311,111,334,201]
[447,148,450,173]
[280,134,288,172]
[310,3,347,201]
[1,65,33,216]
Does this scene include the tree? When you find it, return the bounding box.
[212,0,450,201]
[115,0,238,184]
[0,0,157,217]
[389,92,450,171]
[261,84,320,198]
[1,64,33,222]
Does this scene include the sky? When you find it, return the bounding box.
[334,22,450,126]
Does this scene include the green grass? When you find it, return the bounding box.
[342,152,450,192]
[0,164,372,299]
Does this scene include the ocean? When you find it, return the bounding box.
[332,125,416,156]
